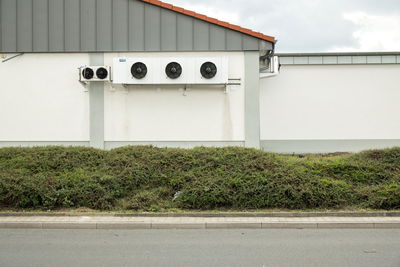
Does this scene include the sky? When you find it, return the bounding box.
[165,0,400,52]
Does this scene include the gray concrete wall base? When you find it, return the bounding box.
[261,139,400,154]
[89,53,105,149]
[104,141,245,150]
[244,51,261,149]
[0,142,90,148]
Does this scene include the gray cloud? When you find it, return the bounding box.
[166,0,400,52]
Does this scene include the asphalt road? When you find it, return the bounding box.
[0,229,399,267]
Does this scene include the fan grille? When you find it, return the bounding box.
[131,62,148,79]
[200,62,217,79]
[165,62,182,79]
[82,67,94,80]
[96,67,108,80]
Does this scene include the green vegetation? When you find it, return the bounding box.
[0,146,399,211]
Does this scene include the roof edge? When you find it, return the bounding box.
[139,0,276,43]
[276,51,400,57]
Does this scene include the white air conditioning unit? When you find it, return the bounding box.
[79,66,111,82]
[113,58,156,84]
[195,57,229,84]
[112,56,229,85]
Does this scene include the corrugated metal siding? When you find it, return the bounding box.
[0,0,269,53]
[278,53,400,65]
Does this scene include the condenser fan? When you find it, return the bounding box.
[131,62,147,79]
[200,62,217,79]
[165,62,182,79]
[96,67,108,80]
[82,67,94,80]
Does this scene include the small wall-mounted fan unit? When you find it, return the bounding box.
[79,66,111,82]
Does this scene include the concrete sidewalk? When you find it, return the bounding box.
[1,215,400,230]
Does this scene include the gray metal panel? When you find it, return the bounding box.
[176,15,193,50]
[1,0,268,52]
[279,53,400,65]
[323,56,338,64]
[96,0,112,51]
[80,0,96,51]
[64,0,80,51]
[293,57,308,64]
[308,57,322,64]
[113,0,129,51]
[277,52,400,57]
[129,0,144,51]
[243,35,259,50]
[382,55,396,64]
[160,9,177,51]
[337,56,352,64]
[49,0,64,51]
[1,0,17,52]
[352,56,367,64]
[279,57,294,64]
[226,30,242,50]
[367,56,381,64]
[193,20,209,51]
[16,0,32,52]
[209,24,226,50]
[260,40,273,51]
[32,0,48,51]
[144,4,160,51]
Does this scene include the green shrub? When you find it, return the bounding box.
[355,183,400,209]
[0,146,399,211]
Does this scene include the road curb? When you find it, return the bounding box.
[1,211,400,218]
[1,221,400,230]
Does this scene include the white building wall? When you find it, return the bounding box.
[103,52,245,142]
[260,64,400,152]
[3,51,399,153]
[0,53,90,142]
[0,52,245,144]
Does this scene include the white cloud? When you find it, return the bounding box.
[330,12,400,51]
[164,0,400,52]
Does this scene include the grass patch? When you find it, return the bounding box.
[0,146,399,211]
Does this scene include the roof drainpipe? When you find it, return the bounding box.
[259,42,280,79]
[260,56,280,79]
